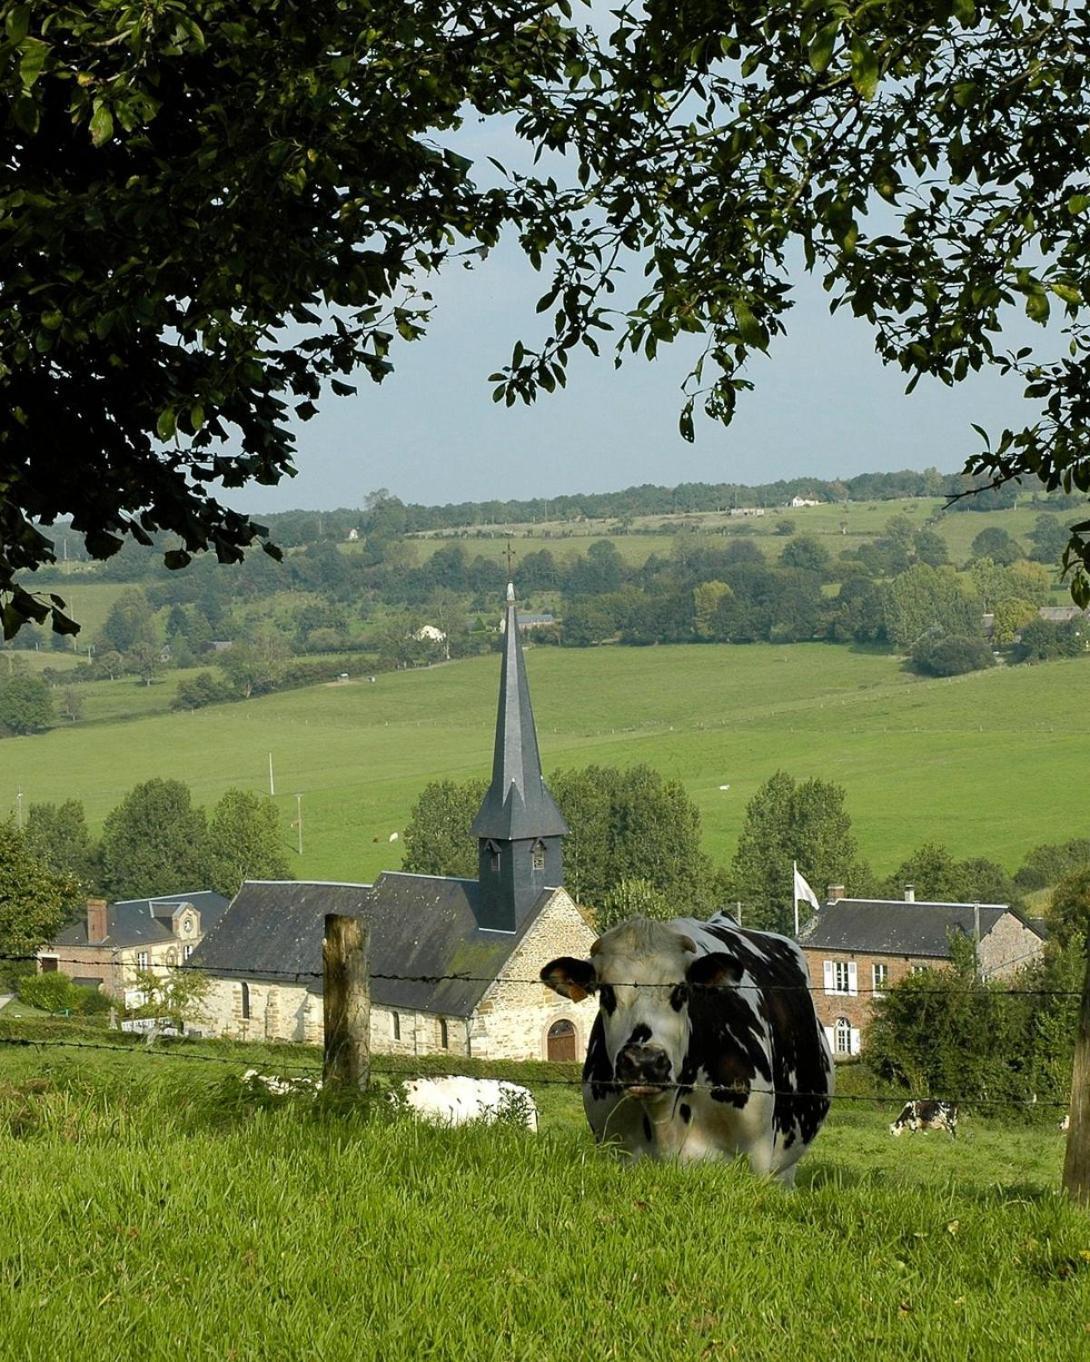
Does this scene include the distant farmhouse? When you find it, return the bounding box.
[41,892,229,1007]
[190,585,595,1061]
[498,610,555,634]
[801,885,1047,1059]
[789,495,822,508]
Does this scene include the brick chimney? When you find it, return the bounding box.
[904,884,915,903]
[827,884,845,903]
[86,898,108,943]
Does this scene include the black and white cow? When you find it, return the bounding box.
[540,913,833,1186]
[889,1100,958,1138]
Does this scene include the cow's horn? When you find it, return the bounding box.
[589,937,602,957]
[677,934,697,954]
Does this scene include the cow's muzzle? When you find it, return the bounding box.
[615,1043,672,1096]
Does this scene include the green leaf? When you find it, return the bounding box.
[90,103,114,148]
[1066,193,1090,216]
[733,301,768,350]
[189,404,205,430]
[808,22,839,75]
[156,407,177,440]
[849,38,879,100]
[5,5,30,41]
[1049,282,1082,306]
[1025,292,1050,324]
[19,37,47,90]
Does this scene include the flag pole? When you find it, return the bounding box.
[792,861,799,938]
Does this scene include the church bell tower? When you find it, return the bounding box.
[471,583,567,931]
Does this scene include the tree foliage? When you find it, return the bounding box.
[9,5,1090,634]
[202,789,293,898]
[910,631,994,677]
[0,673,53,734]
[22,799,99,888]
[98,779,208,899]
[729,771,865,932]
[883,565,981,651]
[878,843,1015,905]
[595,878,674,933]
[0,817,76,959]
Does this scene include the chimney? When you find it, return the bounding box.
[86,898,108,943]
[904,884,915,903]
[827,884,845,903]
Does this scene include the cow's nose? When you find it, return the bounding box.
[616,1044,672,1086]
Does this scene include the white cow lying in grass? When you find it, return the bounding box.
[396,1076,539,1132]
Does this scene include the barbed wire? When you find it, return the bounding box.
[0,1033,1074,1110]
[1,951,1083,997]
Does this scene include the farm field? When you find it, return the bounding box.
[1,643,1085,885]
[0,1042,1083,1362]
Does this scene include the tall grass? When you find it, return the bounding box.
[0,1052,1085,1361]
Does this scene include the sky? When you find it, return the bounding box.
[235,237,1040,516]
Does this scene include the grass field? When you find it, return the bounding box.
[2,642,1086,884]
[0,1040,1084,1361]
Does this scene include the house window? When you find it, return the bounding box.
[183,945,194,961]
[392,1012,401,1041]
[485,840,500,874]
[531,842,546,872]
[438,1018,449,1049]
[834,1018,853,1056]
[872,963,889,995]
[240,981,251,1021]
[136,951,149,971]
[911,964,929,976]
[165,949,177,967]
[823,959,857,996]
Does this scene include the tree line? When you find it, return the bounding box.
[0,781,293,979]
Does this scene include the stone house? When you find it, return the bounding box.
[40,891,229,1005]
[189,583,597,1061]
[801,885,1048,1061]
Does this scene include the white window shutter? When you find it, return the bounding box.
[823,960,834,994]
[850,1027,862,1056]
[824,1026,835,1051]
[848,961,858,997]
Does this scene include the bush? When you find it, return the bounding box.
[911,633,995,677]
[1013,618,1086,663]
[17,971,107,1015]
[171,670,236,711]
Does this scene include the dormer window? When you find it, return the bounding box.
[485,839,501,874]
[531,841,546,872]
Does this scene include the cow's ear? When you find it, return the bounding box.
[686,953,743,991]
[540,957,597,1002]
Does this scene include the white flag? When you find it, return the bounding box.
[793,864,820,911]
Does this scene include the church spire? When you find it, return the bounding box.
[471,581,567,930]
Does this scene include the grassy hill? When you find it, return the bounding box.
[3,642,1085,884]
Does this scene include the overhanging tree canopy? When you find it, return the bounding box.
[5,0,1090,636]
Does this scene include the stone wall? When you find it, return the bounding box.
[469,888,597,1060]
[979,913,1045,979]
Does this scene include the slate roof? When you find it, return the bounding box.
[53,891,229,948]
[187,872,557,1017]
[800,898,1046,958]
[471,590,568,842]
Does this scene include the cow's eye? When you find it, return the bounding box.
[670,984,689,1012]
[599,984,617,1015]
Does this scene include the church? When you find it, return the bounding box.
[188,586,597,1061]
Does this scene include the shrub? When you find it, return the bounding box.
[1013,618,1086,663]
[911,633,995,677]
[17,972,94,1015]
[171,671,236,711]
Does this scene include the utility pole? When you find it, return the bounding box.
[973,903,981,980]
[15,788,23,830]
[293,793,303,855]
[268,752,275,797]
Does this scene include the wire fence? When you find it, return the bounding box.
[0,952,1082,998]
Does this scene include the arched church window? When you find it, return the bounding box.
[531,841,546,871]
[241,981,251,1021]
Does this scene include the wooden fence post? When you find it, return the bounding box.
[1062,935,1090,1205]
[323,914,370,1093]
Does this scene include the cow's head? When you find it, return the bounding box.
[540,917,742,1101]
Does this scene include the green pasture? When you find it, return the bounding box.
[0,1044,1084,1362]
[1,642,1086,884]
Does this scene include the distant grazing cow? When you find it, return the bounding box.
[1060,1113,1070,1133]
[540,913,833,1186]
[396,1076,539,1131]
[889,1100,958,1138]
